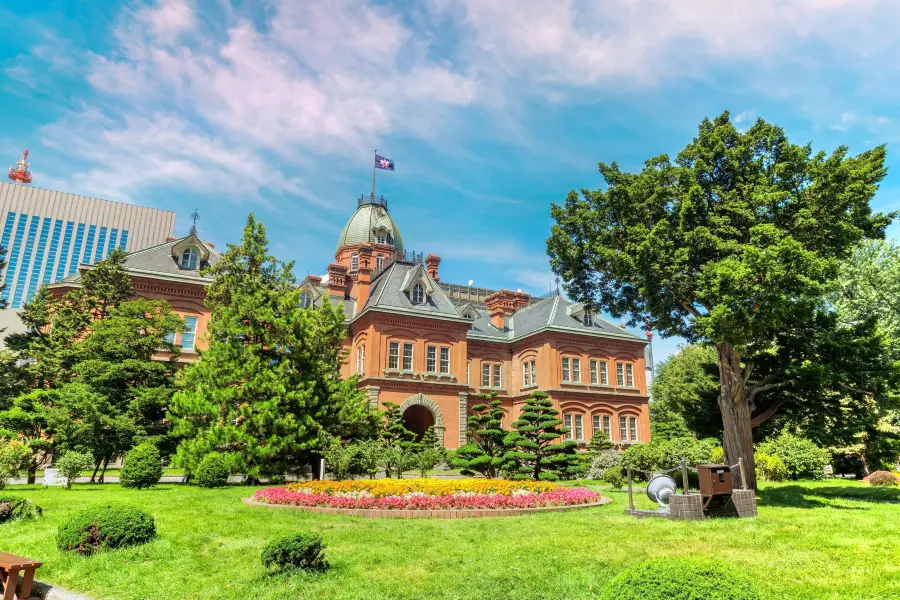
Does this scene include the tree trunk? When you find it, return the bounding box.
[98,456,110,484]
[27,463,37,485]
[90,461,100,484]
[716,343,758,490]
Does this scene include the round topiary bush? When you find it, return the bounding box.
[120,443,163,489]
[599,558,760,600]
[194,452,231,488]
[56,503,156,555]
[261,533,328,572]
[868,471,899,487]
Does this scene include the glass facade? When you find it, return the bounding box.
[0,210,131,308]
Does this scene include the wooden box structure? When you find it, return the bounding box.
[697,464,733,510]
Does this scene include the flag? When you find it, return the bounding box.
[375,154,395,171]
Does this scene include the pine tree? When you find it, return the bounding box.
[452,392,509,478]
[169,214,371,480]
[504,391,584,481]
[379,402,416,478]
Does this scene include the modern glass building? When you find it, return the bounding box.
[0,181,176,314]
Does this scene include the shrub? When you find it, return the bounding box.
[710,446,725,464]
[598,558,760,600]
[0,440,28,490]
[0,496,42,523]
[868,471,899,487]
[622,437,717,481]
[755,453,788,482]
[194,453,231,488]
[587,449,623,480]
[56,451,94,490]
[349,439,385,478]
[261,533,328,572]
[757,430,829,480]
[120,443,163,489]
[56,503,156,554]
[602,468,625,489]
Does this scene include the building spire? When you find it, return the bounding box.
[189,208,200,235]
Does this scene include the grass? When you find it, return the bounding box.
[1,479,898,599]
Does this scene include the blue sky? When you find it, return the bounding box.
[3,0,900,364]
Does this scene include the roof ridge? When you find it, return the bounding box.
[547,295,560,326]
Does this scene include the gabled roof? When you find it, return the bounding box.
[355,261,468,323]
[48,233,220,288]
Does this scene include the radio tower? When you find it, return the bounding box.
[8,150,32,185]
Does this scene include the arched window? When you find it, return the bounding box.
[356,344,366,375]
[412,283,425,304]
[180,247,199,270]
[300,291,311,308]
[377,254,384,270]
[463,312,473,319]
[351,253,359,270]
[376,231,387,244]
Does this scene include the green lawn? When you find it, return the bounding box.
[1,479,898,600]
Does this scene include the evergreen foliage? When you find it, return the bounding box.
[169,214,372,480]
[452,393,509,478]
[56,503,156,554]
[504,391,583,481]
[0,440,27,489]
[194,452,232,488]
[120,443,163,489]
[0,496,42,523]
[410,427,445,477]
[549,112,893,488]
[0,389,53,484]
[322,440,358,481]
[261,533,328,572]
[757,430,829,480]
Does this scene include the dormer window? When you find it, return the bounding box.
[300,291,311,308]
[351,252,359,270]
[377,231,386,244]
[180,247,199,270]
[463,312,473,319]
[584,311,593,326]
[387,233,393,245]
[412,283,425,304]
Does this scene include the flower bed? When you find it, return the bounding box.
[255,478,602,511]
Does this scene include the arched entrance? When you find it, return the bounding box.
[403,405,435,441]
[398,393,445,446]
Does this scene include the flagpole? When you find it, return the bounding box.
[371,149,377,202]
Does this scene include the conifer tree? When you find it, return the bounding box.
[379,402,416,478]
[504,391,584,481]
[169,214,372,480]
[452,392,509,478]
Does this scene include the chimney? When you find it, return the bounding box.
[513,291,530,310]
[326,263,348,297]
[485,289,518,330]
[307,275,322,286]
[425,254,441,281]
[356,244,374,308]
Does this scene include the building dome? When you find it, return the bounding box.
[336,199,404,253]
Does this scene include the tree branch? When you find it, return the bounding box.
[751,402,784,428]
[680,301,701,318]
[838,383,875,397]
[747,380,788,406]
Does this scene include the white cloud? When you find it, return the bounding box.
[733,109,756,124]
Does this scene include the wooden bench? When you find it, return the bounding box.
[0,552,42,600]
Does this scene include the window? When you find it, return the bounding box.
[181,247,198,270]
[439,347,450,374]
[388,341,399,369]
[572,358,581,382]
[599,361,608,385]
[387,233,393,245]
[300,291,311,308]
[356,344,366,375]
[626,363,634,387]
[463,312,473,319]
[529,360,536,386]
[620,415,628,441]
[584,311,593,326]
[590,360,598,384]
[467,360,470,385]
[427,346,437,373]
[523,359,536,387]
[377,231,386,244]
[412,283,425,304]
[377,254,384,270]
[562,357,570,382]
[564,414,573,440]
[402,343,413,371]
[617,362,634,386]
[351,252,359,270]
[493,364,502,388]
[593,414,611,439]
[629,416,638,441]
[482,363,491,387]
[574,414,583,440]
[182,316,198,351]
[617,363,624,386]
[164,331,176,346]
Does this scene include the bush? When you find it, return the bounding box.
[0,440,28,490]
[120,443,163,489]
[261,533,328,572]
[757,430,829,480]
[587,449,623,480]
[868,471,899,487]
[194,453,231,488]
[322,440,358,481]
[710,446,725,464]
[56,503,156,554]
[598,558,760,600]
[602,468,625,489]
[0,496,42,523]
[755,453,788,482]
[56,451,94,490]
[622,437,717,481]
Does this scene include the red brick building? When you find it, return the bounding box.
[51,196,651,449]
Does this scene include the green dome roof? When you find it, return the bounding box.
[336,202,404,253]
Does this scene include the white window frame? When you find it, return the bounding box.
[181,316,198,351]
[529,360,536,386]
[584,311,592,326]
[629,416,638,441]
[523,362,529,387]
[439,347,450,374]
[351,252,359,270]
[572,358,581,382]
[402,342,414,371]
[376,254,384,270]
[388,341,399,370]
[412,283,425,304]
[620,415,628,441]
[467,360,470,385]
[300,291,311,308]
[492,364,502,388]
[616,362,625,386]
[356,344,365,375]
[181,247,198,270]
[626,363,634,387]
[426,345,437,373]
[482,363,490,387]
[562,357,570,382]
[599,361,608,385]
[574,414,583,441]
[590,360,598,384]
[564,414,573,440]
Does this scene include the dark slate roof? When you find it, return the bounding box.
[356,262,467,322]
[117,234,219,282]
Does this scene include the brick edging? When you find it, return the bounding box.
[242,496,612,518]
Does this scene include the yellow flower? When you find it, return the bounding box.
[286,478,559,498]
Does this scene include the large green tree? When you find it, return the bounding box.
[548,112,892,488]
[169,214,371,481]
[452,392,510,478]
[504,391,583,481]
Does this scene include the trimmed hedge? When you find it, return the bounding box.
[261,533,328,572]
[868,471,898,487]
[599,558,760,600]
[57,503,156,554]
[120,443,163,489]
[0,496,42,523]
[755,453,788,482]
[195,453,231,488]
